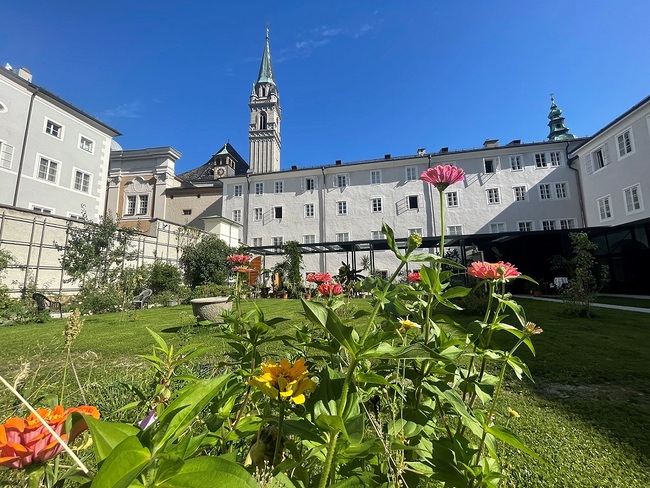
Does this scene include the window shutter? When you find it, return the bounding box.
[602,144,609,165]
[300,178,304,190]
[585,154,593,174]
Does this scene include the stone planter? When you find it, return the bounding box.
[190,296,232,323]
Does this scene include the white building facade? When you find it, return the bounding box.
[0,66,120,221]
[570,96,650,227]
[222,138,585,276]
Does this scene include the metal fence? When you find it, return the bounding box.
[0,205,206,296]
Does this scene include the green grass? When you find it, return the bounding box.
[1,298,649,487]
[593,295,650,308]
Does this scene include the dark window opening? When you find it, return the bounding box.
[408,195,418,209]
[274,207,283,219]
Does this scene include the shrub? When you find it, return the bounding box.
[191,283,232,298]
[72,281,124,314]
[147,261,183,294]
[179,235,234,287]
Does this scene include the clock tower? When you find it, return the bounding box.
[249,29,281,174]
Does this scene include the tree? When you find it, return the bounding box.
[179,234,234,288]
[59,215,138,287]
[273,241,303,298]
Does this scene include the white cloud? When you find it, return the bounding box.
[100,101,143,118]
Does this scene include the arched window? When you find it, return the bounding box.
[259,111,267,130]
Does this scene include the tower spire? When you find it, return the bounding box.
[256,27,275,86]
[547,95,576,141]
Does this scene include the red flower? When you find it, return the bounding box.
[318,283,343,296]
[0,405,100,469]
[232,266,254,273]
[407,272,421,282]
[227,254,252,265]
[420,165,465,191]
[307,272,333,284]
[467,261,521,281]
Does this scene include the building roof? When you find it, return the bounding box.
[0,66,121,137]
[176,142,249,182]
[256,29,276,86]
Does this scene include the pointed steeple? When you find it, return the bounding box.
[256,28,275,86]
[547,96,576,141]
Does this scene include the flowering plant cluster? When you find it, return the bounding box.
[227,254,252,265]
[407,271,421,282]
[306,272,332,284]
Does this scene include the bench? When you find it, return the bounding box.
[32,293,62,318]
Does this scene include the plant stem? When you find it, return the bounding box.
[0,373,89,475]
[273,400,286,465]
[60,346,70,405]
[318,431,340,488]
[438,190,445,259]
[360,261,406,345]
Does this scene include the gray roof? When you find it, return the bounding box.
[176,142,249,182]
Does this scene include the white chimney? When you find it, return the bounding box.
[17,67,32,82]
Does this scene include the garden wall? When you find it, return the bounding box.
[0,204,207,296]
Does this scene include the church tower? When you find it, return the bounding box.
[249,29,281,173]
[547,96,576,141]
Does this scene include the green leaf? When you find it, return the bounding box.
[483,424,545,462]
[283,419,326,443]
[146,327,169,354]
[157,456,258,488]
[382,222,404,262]
[355,372,389,386]
[506,355,534,381]
[267,472,298,488]
[90,436,151,488]
[301,298,360,355]
[83,416,140,463]
[315,414,346,437]
[329,472,377,487]
[358,342,441,361]
[153,374,233,449]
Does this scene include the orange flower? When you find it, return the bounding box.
[0,405,99,469]
[467,261,521,281]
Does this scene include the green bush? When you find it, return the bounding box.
[148,261,183,294]
[72,282,124,314]
[179,234,234,287]
[191,283,232,298]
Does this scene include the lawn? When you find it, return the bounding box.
[1,298,649,487]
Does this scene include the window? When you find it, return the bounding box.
[137,195,149,215]
[304,203,314,218]
[513,186,527,202]
[623,184,643,214]
[555,182,568,199]
[251,237,263,247]
[542,220,556,231]
[37,157,58,182]
[518,221,533,232]
[272,236,284,247]
[336,174,348,188]
[337,201,348,216]
[31,205,53,214]
[371,197,383,212]
[274,181,283,193]
[304,177,316,191]
[0,141,15,169]
[253,207,263,221]
[535,153,547,168]
[255,182,264,195]
[486,188,500,204]
[183,209,192,216]
[597,195,612,221]
[560,219,576,229]
[273,206,283,219]
[79,136,94,153]
[490,222,506,233]
[370,230,383,240]
[616,129,634,159]
[446,191,459,207]
[448,225,462,235]
[484,158,496,173]
[377,270,389,280]
[407,195,419,209]
[68,213,84,221]
[234,184,243,197]
[336,232,350,242]
[232,209,242,223]
[125,196,136,215]
[73,170,90,193]
[303,235,316,244]
[539,184,552,200]
[45,120,62,138]
[408,227,423,236]
[370,170,382,185]
[509,155,523,171]
[588,145,609,173]
[406,166,418,181]
[550,151,562,167]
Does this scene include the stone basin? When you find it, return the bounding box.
[190,296,232,323]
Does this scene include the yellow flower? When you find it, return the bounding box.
[249,358,316,404]
[399,319,421,330]
[507,407,520,418]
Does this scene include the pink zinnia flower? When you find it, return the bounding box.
[407,272,421,282]
[467,261,521,281]
[307,272,333,284]
[227,254,252,265]
[420,165,465,191]
[318,283,343,296]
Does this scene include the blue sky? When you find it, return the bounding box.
[3,1,649,173]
